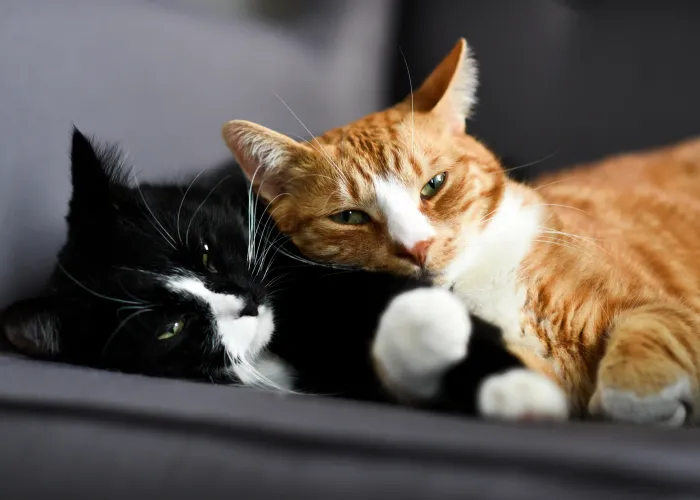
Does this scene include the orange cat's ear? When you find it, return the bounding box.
[412,38,478,134]
[222,120,306,201]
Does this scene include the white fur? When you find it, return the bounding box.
[454,41,479,120]
[372,288,470,400]
[477,368,568,421]
[595,377,691,426]
[374,177,435,252]
[238,353,296,392]
[225,121,290,172]
[444,188,543,352]
[167,276,278,389]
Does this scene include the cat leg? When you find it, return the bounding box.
[589,303,700,426]
[372,288,568,421]
[372,288,470,401]
[474,345,568,422]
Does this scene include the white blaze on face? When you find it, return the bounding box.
[374,177,435,251]
[166,276,275,376]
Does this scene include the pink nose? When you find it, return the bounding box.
[398,239,433,267]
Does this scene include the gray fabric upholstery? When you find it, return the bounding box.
[3,1,700,498]
[393,0,700,178]
[3,354,700,500]
[0,0,394,304]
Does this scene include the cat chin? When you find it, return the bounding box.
[232,353,296,392]
[219,305,275,364]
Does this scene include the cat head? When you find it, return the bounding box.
[1,129,277,383]
[222,39,507,279]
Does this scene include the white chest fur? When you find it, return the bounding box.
[442,189,543,349]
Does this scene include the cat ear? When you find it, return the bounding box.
[222,120,308,201]
[1,297,62,358]
[71,127,112,195]
[411,38,478,134]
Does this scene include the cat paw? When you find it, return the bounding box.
[589,377,691,426]
[477,368,569,422]
[372,288,470,400]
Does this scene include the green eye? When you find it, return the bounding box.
[329,210,371,225]
[158,319,185,340]
[421,172,447,199]
[202,243,218,273]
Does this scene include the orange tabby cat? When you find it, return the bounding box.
[222,39,700,425]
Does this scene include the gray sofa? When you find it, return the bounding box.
[2,1,700,498]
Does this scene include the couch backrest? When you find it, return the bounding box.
[393,0,700,179]
[0,0,394,306]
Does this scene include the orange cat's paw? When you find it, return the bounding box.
[589,366,692,426]
[477,369,569,422]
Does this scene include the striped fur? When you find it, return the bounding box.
[223,39,700,424]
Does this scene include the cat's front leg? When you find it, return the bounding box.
[371,288,568,421]
[589,302,700,426]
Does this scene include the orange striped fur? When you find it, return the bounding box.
[223,39,700,424]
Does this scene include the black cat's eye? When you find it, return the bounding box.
[421,172,447,199]
[329,210,371,225]
[158,319,185,340]
[202,243,218,273]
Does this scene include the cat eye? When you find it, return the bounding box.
[158,319,185,340]
[329,210,371,225]
[202,243,218,273]
[421,172,447,199]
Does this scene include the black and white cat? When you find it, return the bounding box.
[0,129,566,420]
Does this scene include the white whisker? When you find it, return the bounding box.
[57,263,146,305]
[185,176,231,244]
[177,169,207,244]
[399,47,415,158]
[102,308,153,357]
[130,168,177,250]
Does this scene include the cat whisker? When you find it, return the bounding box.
[532,203,592,216]
[532,175,579,191]
[176,169,207,244]
[399,47,415,158]
[502,152,557,175]
[239,354,300,395]
[538,228,611,256]
[57,263,146,306]
[534,237,596,260]
[130,168,178,251]
[273,92,352,187]
[250,193,290,275]
[102,308,153,358]
[185,175,231,245]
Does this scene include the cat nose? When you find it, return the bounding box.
[239,299,258,317]
[398,238,433,267]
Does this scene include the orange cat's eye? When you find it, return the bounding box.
[421,172,447,199]
[329,210,371,225]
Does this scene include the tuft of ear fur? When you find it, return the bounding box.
[71,127,130,192]
[222,120,309,201]
[411,38,479,134]
[1,297,62,358]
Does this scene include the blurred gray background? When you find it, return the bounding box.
[1,0,699,304]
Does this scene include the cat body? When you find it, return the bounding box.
[1,129,557,420]
[223,39,700,425]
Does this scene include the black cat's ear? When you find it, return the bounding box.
[1,297,62,358]
[69,127,130,223]
[70,127,113,199]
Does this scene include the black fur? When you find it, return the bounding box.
[1,128,522,412]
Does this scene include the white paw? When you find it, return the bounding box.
[372,288,470,400]
[592,378,691,427]
[477,368,569,422]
